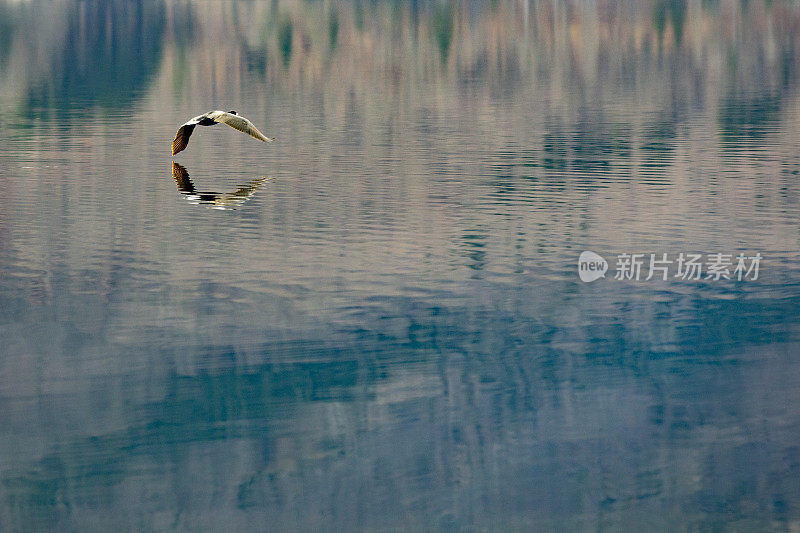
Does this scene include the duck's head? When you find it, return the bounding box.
[227,110,238,115]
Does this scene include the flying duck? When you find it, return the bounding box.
[172,110,274,155]
[171,162,272,209]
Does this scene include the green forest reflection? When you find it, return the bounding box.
[1,0,797,130]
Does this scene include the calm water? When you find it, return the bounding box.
[1,1,800,530]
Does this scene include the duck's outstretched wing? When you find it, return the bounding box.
[214,177,271,207]
[172,124,196,155]
[213,112,274,143]
[172,161,195,192]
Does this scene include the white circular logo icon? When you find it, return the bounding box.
[578,251,608,282]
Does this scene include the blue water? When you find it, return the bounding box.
[1,1,799,530]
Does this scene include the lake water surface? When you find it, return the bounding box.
[1,1,800,530]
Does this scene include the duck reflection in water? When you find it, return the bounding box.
[171,162,272,210]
